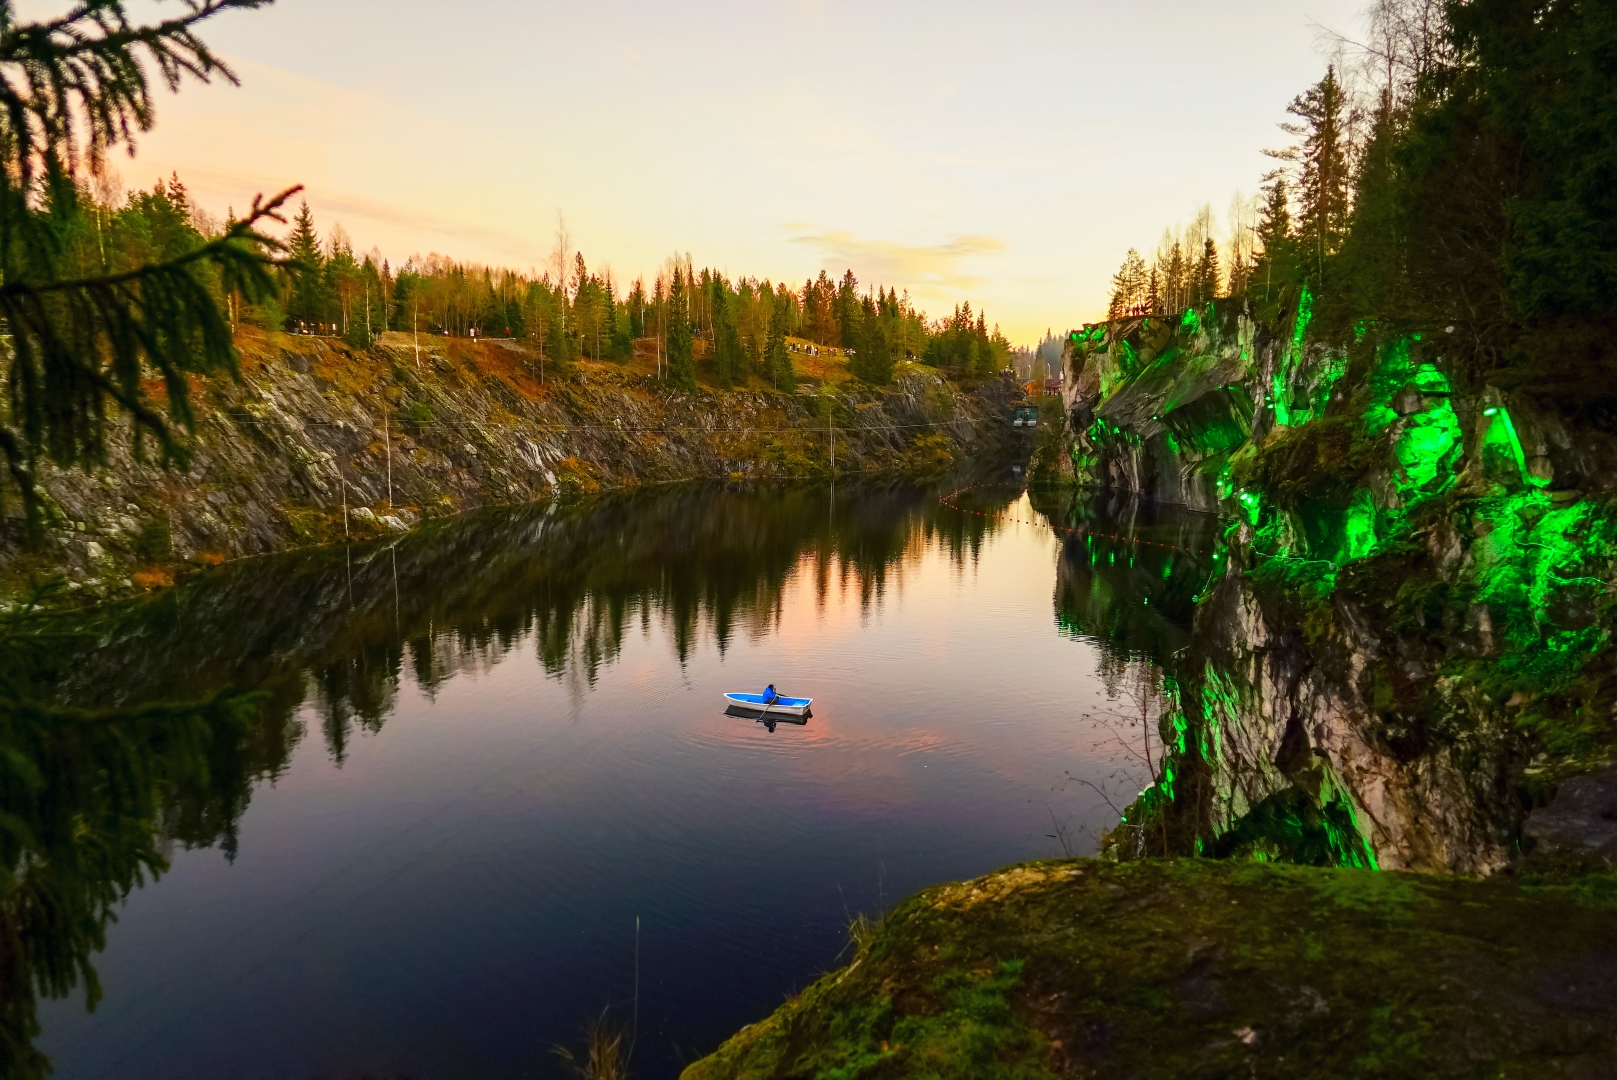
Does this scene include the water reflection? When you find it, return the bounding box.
[3,479,1016,1080]
[1029,486,1220,674]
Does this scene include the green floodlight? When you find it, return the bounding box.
[1483,407,1499,417]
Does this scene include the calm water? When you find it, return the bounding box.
[18,479,1217,1079]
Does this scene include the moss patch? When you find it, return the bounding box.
[685,858,1617,1080]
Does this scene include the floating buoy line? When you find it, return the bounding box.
[938,484,1213,558]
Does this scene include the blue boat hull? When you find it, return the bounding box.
[723,692,812,716]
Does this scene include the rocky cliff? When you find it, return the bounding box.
[1053,300,1617,876]
[1,328,1022,602]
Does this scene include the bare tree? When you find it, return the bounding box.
[1062,657,1173,855]
[1225,190,1261,296]
[1316,0,1452,106]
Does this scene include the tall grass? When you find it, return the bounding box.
[553,1010,631,1080]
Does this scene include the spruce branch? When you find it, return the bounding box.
[0,184,298,536]
[0,1,269,179]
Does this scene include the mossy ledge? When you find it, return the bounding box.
[685,858,1617,1080]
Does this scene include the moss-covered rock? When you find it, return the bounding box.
[686,858,1617,1080]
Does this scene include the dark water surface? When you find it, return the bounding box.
[23,480,1217,1079]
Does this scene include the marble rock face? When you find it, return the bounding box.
[1526,766,1617,865]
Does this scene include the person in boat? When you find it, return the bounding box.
[764,684,779,704]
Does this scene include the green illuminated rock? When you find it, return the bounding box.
[1055,299,1616,876]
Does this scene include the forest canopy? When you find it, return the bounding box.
[1100,0,1617,416]
[235,208,1015,388]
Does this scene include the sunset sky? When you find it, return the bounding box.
[107,0,1367,343]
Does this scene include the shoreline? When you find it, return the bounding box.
[2,328,1029,605]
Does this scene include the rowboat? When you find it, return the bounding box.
[723,691,813,717]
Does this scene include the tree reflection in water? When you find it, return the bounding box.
[0,478,1015,1079]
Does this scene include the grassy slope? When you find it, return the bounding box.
[684,858,1617,1080]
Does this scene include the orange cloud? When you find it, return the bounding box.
[787,229,1005,291]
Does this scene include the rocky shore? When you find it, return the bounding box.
[3,328,1022,601]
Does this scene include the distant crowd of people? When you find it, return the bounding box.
[788,342,849,357]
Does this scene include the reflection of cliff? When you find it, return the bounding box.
[1,479,1017,1078]
[1035,488,1218,669]
[1060,304,1617,875]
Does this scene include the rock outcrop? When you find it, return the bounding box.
[684,858,1617,1080]
[1051,301,1617,875]
[2,328,1022,601]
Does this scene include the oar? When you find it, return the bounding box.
[756,690,778,727]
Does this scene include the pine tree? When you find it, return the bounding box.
[1166,242,1187,313]
[835,269,860,348]
[1108,249,1147,318]
[284,200,328,328]
[545,301,572,374]
[666,269,696,390]
[852,295,893,384]
[1108,258,1129,320]
[1254,171,1296,302]
[710,277,743,389]
[325,225,362,338]
[1194,237,1221,304]
[1285,66,1351,281]
[764,291,794,390]
[806,270,836,344]
[972,313,995,378]
[0,6,293,1077]
[1226,245,1251,299]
